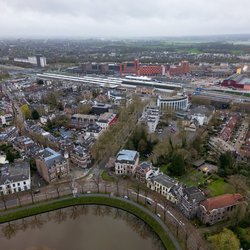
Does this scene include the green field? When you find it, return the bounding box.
[179,170,207,187]
[101,170,115,182]
[207,179,235,197]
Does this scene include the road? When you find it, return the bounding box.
[0,178,208,250]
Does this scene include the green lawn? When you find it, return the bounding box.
[101,170,115,182]
[179,170,207,187]
[207,179,235,197]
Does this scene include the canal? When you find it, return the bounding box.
[0,205,165,250]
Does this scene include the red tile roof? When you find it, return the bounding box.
[201,194,243,211]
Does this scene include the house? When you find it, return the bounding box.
[71,114,97,128]
[0,114,13,126]
[96,112,117,130]
[140,107,160,133]
[70,145,91,168]
[208,137,236,155]
[0,152,8,164]
[175,186,205,219]
[184,121,197,132]
[198,194,245,225]
[135,162,153,182]
[190,105,215,126]
[147,174,178,203]
[115,149,139,176]
[85,124,103,138]
[35,148,69,183]
[0,161,31,195]
[198,163,218,175]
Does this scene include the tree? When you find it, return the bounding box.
[138,139,148,155]
[191,136,203,154]
[219,151,236,176]
[6,151,15,163]
[169,153,185,176]
[208,228,240,250]
[150,139,170,166]
[37,79,44,85]
[93,174,101,193]
[20,104,31,119]
[31,109,40,120]
[78,103,92,114]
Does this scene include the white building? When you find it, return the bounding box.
[140,107,160,133]
[0,161,31,195]
[115,149,139,176]
[96,112,117,130]
[147,174,178,203]
[157,94,189,111]
[190,105,215,126]
[0,114,13,126]
[14,55,47,67]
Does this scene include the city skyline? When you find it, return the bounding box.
[1,0,250,38]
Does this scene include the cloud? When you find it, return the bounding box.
[0,0,250,37]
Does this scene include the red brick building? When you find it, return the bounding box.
[168,61,190,76]
[198,194,244,225]
[119,59,189,77]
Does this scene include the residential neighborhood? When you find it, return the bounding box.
[0,36,250,250]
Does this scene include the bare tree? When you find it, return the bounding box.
[115,177,120,196]
[29,188,34,204]
[144,189,148,205]
[135,183,141,203]
[53,181,61,198]
[0,192,7,210]
[16,192,22,207]
[93,174,101,193]
[104,181,107,194]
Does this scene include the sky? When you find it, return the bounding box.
[1,0,250,38]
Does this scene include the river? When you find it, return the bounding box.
[0,205,164,250]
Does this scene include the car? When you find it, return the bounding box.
[87,191,91,194]
[33,189,40,194]
[157,213,161,218]
[146,199,153,205]
[123,195,129,199]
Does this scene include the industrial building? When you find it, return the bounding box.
[222,74,250,90]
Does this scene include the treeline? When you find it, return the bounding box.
[91,97,146,162]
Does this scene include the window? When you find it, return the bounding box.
[23,182,26,185]
[13,183,16,187]
[17,183,20,186]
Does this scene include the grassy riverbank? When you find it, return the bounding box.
[0,195,176,250]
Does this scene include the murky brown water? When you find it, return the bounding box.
[0,205,164,250]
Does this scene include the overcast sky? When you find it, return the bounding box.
[1,0,250,38]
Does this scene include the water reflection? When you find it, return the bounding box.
[0,205,165,250]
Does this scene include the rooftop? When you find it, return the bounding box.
[183,186,205,203]
[152,174,177,189]
[0,161,30,185]
[40,148,65,167]
[116,149,139,163]
[201,193,243,212]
